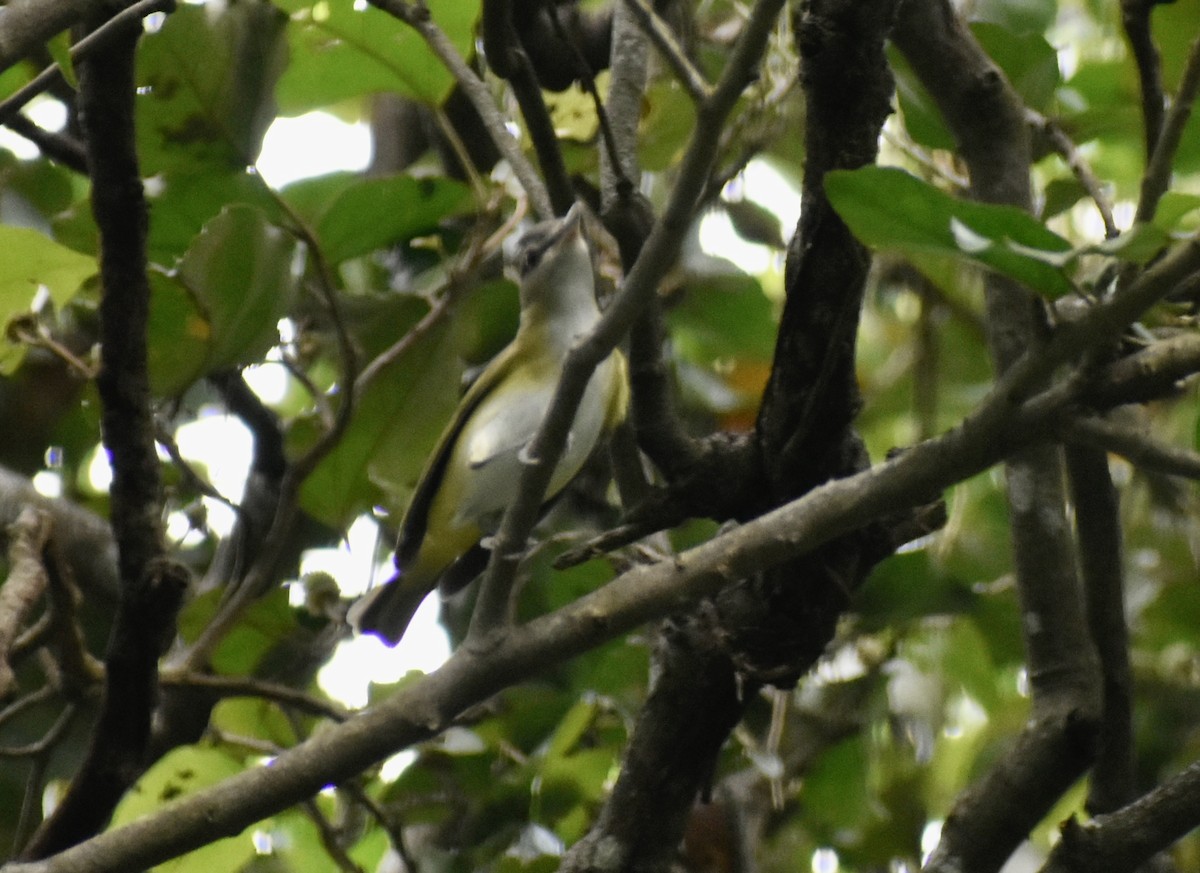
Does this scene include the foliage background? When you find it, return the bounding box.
[0,0,1198,871]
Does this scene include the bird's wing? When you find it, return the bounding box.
[394,344,519,570]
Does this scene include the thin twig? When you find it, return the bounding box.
[1027,108,1118,238]
[1121,0,1167,157]
[0,0,176,124]
[1137,34,1200,224]
[544,2,632,195]
[0,704,78,758]
[160,672,351,722]
[300,799,364,873]
[1063,415,1200,480]
[622,0,711,103]
[367,0,554,218]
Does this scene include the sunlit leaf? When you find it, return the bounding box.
[0,226,96,373]
[110,747,256,873]
[274,0,481,110]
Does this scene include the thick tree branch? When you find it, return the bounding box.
[0,508,52,697]
[1043,758,1200,873]
[893,2,1103,870]
[1065,445,1136,816]
[566,2,901,869]
[1063,414,1200,480]
[21,13,187,859]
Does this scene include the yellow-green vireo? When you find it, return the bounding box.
[352,203,629,645]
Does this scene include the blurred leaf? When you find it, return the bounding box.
[177,205,300,373]
[968,0,1057,34]
[889,46,955,151]
[1093,223,1170,264]
[801,736,871,835]
[0,226,96,374]
[283,172,472,264]
[639,79,698,170]
[147,171,277,266]
[972,23,1059,112]
[274,0,481,110]
[110,746,256,873]
[544,700,596,761]
[136,3,287,173]
[1041,176,1087,220]
[0,154,78,219]
[724,198,786,248]
[179,588,298,675]
[546,79,601,142]
[297,300,459,527]
[211,697,299,749]
[146,269,210,396]
[1153,192,1200,232]
[667,279,777,365]
[855,549,976,630]
[46,31,76,88]
[827,166,1075,297]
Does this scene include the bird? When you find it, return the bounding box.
[351,202,629,645]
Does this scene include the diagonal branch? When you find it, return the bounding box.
[367,0,553,217]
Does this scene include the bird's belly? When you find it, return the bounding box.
[452,356,618,532]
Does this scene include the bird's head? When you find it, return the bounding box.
[512,203,595,316]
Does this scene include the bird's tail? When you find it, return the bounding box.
[348,572,432,646]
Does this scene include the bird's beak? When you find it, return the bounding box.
[557,202,583,243]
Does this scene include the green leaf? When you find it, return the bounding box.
[968,0,1057,34]
[667,276,777,365]
[1093,223,1170,264]
[971,23,1059,112]
[888,46,955,151]
[1153,192,1200,232]
[283,172,472,264]
[46,31,76,89]
[274,0,482,111]
[826,166,1074,297]
[179,588,298,675]
[211,697,299,748]
[137,4,288,173]
[177,205,300,372]
[0,226,97,373]
[147,170,276,266]
[297,300,460,527]
[146,269,210,396]
[110,746,256,873]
